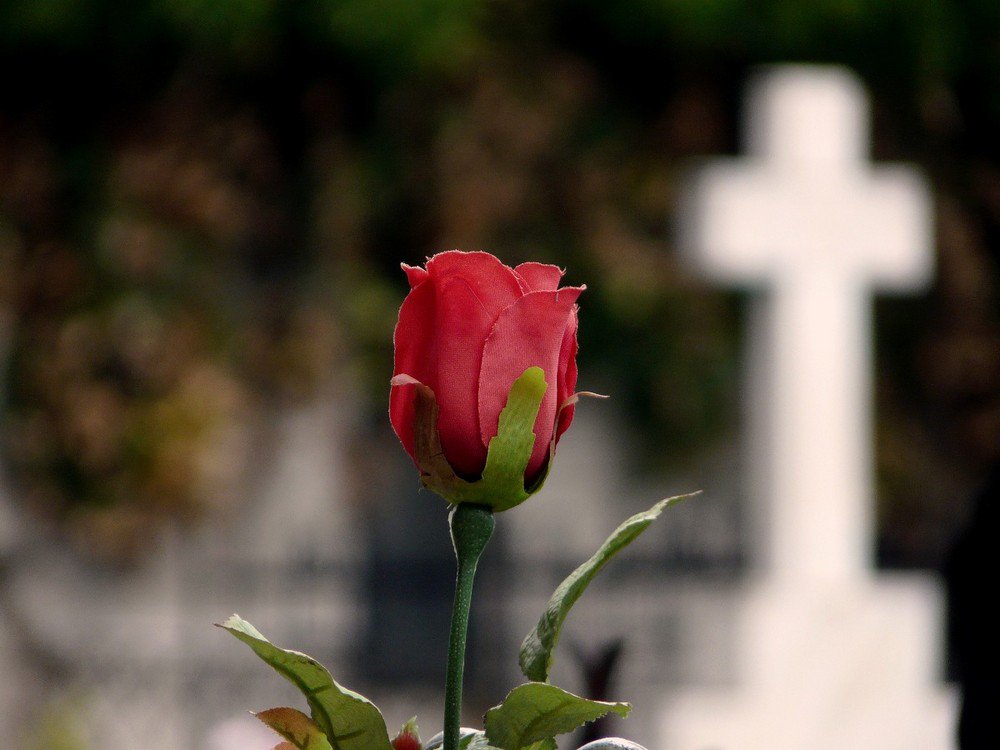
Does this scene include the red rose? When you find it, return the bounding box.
[390,251,583,501]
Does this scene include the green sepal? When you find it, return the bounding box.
[218,615,392,750]
[519,493,698,682]
[394,716,421,745]
[484,682,630,750]
[410,366,548,511]
[256,707,335,750]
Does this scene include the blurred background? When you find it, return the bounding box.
[0,1,997,748]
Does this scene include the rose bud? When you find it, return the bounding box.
[390,251,587,511]
[391,717,422,750]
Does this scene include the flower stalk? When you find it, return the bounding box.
[443,503,495,750]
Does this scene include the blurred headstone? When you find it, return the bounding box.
[6,391,365,749]
[664,65,955,748]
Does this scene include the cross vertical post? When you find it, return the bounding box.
[680,66,933,583]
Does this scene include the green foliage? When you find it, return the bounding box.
[219,615,392,750]
[0,0,93,42]
[1,0,982,565]
[321,0,488,76]
[584,0,972,79]
[217,492,691,750]
[520,493,697,682]
[156,0,281,53]
[484,683,630,750]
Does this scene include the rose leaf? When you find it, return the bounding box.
[519,493,698,682]
[218,615,392,750]
[484,682,630,750]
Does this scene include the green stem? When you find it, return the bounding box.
[444,503,495,750]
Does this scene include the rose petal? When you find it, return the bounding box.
[429,252,524,477]
[402,263,429,288]
[393,251,526,479]
[478,286,584,483]
[555,306,579,442]
[429,274,502,476]
[390,279,438,461]
[514,262,565,291]
[426,251,524,316]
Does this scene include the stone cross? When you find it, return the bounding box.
[664,65,953,750]
[679,65,933,583]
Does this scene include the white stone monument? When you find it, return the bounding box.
[662,65,956,749]
[5,391,364,749]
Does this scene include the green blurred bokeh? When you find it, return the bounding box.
[0,0,997,565]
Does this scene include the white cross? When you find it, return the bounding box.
[680,66,933,583]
